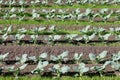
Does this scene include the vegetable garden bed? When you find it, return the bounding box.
[0,0,120,80]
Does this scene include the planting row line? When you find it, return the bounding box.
[0,34,120,45]
[0,25,119,44]
[2,8,120,14]
[0,0,120,7]
[1,25,120,34]
[1,8,120,22]
[0,62,116,77]
[0,50,120,64]
[0,50,120,77]
[0,24,119,31]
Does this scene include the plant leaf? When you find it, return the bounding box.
[89,53,96,61]
[39,53,47,59]
[97,51,107,59]
[19,64,28,70]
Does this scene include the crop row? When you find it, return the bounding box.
[0,50,120,78]
[0,50,119,64]
[1,8,120,14]
[0,0,120,6]
[1,8,120,22]
[1,25,120,34]
[0,34,120,45]
[0,25,120,44]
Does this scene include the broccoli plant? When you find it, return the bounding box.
[55,0,62,5]
[98,33,111,43]
[28,56,37,63]
[82,33,96,44]
[6,64,28,80]
[0,52,9,63]
[30,35,38,44]
[50,51,69,64]
[73,53,83,64]
[65,34,78,44]
[84,8,94,22]
[16,54,28,64]
[31,61,49,76]
[89,51,108,64]
[73,63,89,77]
[0,33,8,44]
[111,51,120,62]
[47,35,61,45]
[90,61,111,77]
[49,64,70,78]
[14,34,25,45]
[37,52,48,61]
[80,25,91,34]
[32,9,40,20]
[110,61,120,72]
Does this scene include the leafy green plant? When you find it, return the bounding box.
[6,64,28,80]
[14,34,25,45]
[37,52,48,61]
[28,56,37,62]
[49,64,70,78]
[31,61,49,76]
[111,51,120,62]
[110,61,120,71]
[90,61,111,77]
[82,33,96,44]
[30,35,38,44]
[98,33,111,43]
[0,52,9,63]
[73,63,89,77]
[89,51,108,64]
[73,53,83,64]
[0,33,8,44]
[50,51,69,64]
[16,54,28,64]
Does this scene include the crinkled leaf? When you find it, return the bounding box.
[37,61,49,69]
[103,34,111,40]
[53,64,60,70]
[19,64,28,70]
[38,27,46,31]
[28,56,36,61]
[73,66,78,72]
[53,35,61,40]
[74,53,83,60]
[102,61,111,69]
[50,55,58,61]
[58,51,69,59]
[60,66,70,74]
[89,53,96,61]
[80,67,89,74]
[88,33,96,40]
[0,52,9,60]
[20,54,27,64]
[97,51,107,59]
[110,61,120,70]
[39,53,47,59]
[79,63,85,69]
